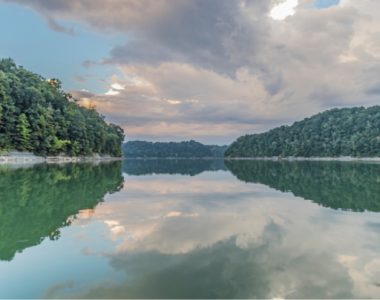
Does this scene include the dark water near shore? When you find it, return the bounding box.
[1,159,380,298]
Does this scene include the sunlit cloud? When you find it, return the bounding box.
[270,0,299,20]
[105,89,120,96]
[110,82,125,90]
[5,0,380,143]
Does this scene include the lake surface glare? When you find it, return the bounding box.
[1,159,380,298]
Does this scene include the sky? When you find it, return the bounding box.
[0,0,379,145]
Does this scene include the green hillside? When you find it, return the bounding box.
[0,58,124,156]
[225,106,380,157]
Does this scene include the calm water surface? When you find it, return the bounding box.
[1,160,380,298]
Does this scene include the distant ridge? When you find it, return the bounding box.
[123,140,227,158]
[225,106,380,158]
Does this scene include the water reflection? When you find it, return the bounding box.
[0,162,123,261]
[74,219,357,299]
[2,160,380,298]
[43,167,380,299]
[123,159,226,176]
[55,173,380,298]
[226,160,380,212]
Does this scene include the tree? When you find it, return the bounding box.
[15,113,31,151]
[225,106,380,158]
[0,58,125,156]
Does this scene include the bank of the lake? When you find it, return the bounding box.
[0,151,122,165]
[224,156,380,162]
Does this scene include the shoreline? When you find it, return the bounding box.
[224,156,380,162]
[0,152,122,165]
[123,157,224,160]
[4,153,380,164]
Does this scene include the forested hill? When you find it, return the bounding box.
[225,106,380,158]
[0,58,124,156]
[123,140,228,158]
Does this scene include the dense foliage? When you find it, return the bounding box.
[0,58,124,156]
[123,140,227,158]
[0,162,123,261]
[225,106,380,157]
[123,159,226,176]
[226,160,380,212]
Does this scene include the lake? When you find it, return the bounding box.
[1,159,380,298]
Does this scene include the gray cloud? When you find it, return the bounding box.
[2,0,189,31]
[5,0,380,143]
[366,85,380,96]
[111,0,270,75]
[46,17,75,35]
[4,0,273,74]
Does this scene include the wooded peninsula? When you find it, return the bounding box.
[225,106,380,158]
[0,59,124,157]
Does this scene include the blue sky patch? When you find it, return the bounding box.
[314,0,340,9]
[0,3,124,93]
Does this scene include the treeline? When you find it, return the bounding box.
[225,160,380,212]
[225,106,380,157]
[0,58,124,156]
[123,140,228,158]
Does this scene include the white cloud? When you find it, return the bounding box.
[110,82,125,90]
[270,0,299,20]
[104,89,120,96]
[8,0,380,143]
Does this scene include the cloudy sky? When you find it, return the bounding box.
[0,0,378,144]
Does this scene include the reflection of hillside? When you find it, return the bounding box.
[123,159,226,176]
[225,160,380,212]
[0,162,123,261]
